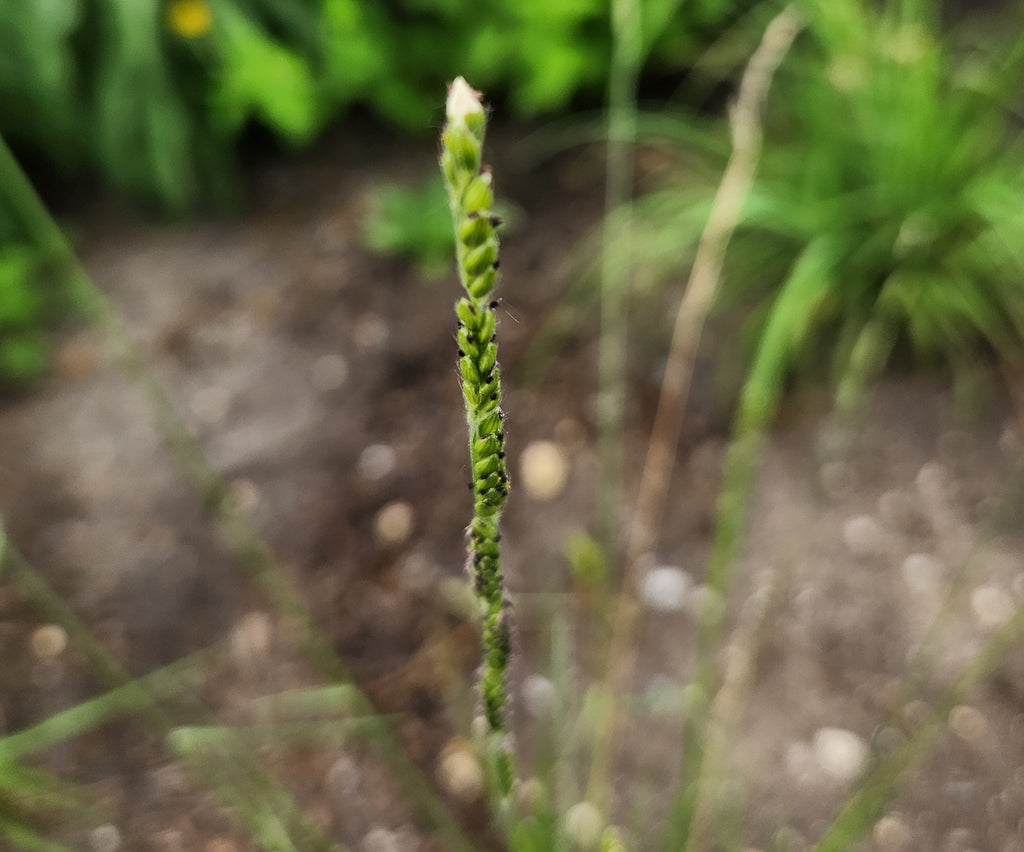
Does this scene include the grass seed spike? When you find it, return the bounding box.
[439,77,515,801]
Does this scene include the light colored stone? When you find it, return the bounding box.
[813,727,868,782]
[522,674,557,718]
[89,825,121,852]
[842,515,887,558]
[438,741,483,802]
[354,314,389,349]
[872,813,912,851]
[374,501,414,546]
[362,827,401,852]
[358,444,396,481]
[326,755,361,801]
[519,440,569,501]
[229,478,261,513]
[971,584,1015,631]
[639,566,692,613]
[564,801,604,850]
[230,611,272,670]
[948,705,988,743]
[901,553,944,594]
[30,624,68,659]
[190,385,231,425]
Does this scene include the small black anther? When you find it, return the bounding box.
[490,333,497,342]
[489,299,501,309]
[489,215,502,227]
[497,452,505,459]
[466,333,475,342]
[491,393,499,401]
[457,348,465,357]
[497,431,504,441]
[467,482,474,490]
[492,260,500,270]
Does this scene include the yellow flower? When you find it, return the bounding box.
[167,0,213,39]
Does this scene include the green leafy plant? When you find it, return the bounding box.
[363,175,456,279]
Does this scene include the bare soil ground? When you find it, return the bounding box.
[1,125,1023,852]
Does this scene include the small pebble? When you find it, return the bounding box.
[310,354,349,391]
[326,755,361,801]
[230,612,272,670]
[872,726,905,756]
[517,777,546,812]
[89,825,121,852]
[971,585,1015,631]
[872,813,912,851]
[374,501,414,546]
[813,727,868,782]
[362,827,401,852]
[354,314,389,349]
[30,624,68,659]
[190,385,231,425]
[948,705,988,743]
[229,478,261,513]
[564,801,604,850]
[901,553,944,595]
[521,674,557,718]
[358,444,397,481]
[519,440,569,501]
[437,741,483,802]
[639,566,692,613]
[842,515,887,558]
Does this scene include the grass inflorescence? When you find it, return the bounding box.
[440,77,516,802]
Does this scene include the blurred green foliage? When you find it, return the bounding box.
[625,0,1024,414]
[0,0,746,212]
[0,0,746,385]
[362,175,455,279]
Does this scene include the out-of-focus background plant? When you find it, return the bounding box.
[620,0,1024,420]
[0,0,753,387]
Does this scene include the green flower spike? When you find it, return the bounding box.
[440,77,515,800]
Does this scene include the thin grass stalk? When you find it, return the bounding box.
[814,563,1024,849]
[0,647,219,764]
[585,5,803,815]
[0,134,478,852]
[439,78,516,807]
[595,0,643,557]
